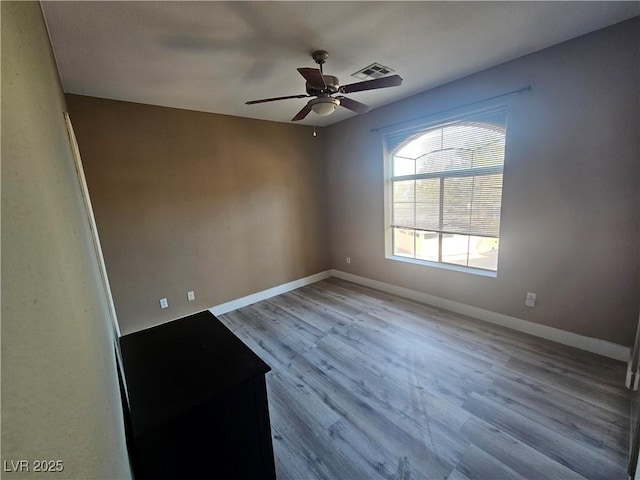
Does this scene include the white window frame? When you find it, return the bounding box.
[383,105,508,278]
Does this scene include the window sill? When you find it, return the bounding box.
[385,254,498,278]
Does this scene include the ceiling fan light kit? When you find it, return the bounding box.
[310,97,340,116]
[246,50,403,122]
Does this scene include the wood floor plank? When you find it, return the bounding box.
[461,417,588,480]
[324,419,411,480]
[462,392,627,479]
[484,374,629,461]
[270,420,367,480]
[363,305,508,368]
[336,316,496,403]
[502,357,630,416]
[218,279,631,480]
[445,468,473,480]
[298,283,369,318]
[271,425,321,480]
[454,443,529,480]
[267,369,341,432]
[266,292,346,333]
[311,335,471,467]
[294,349,458,479]
[316,333,471,433]
[486,364,630,432]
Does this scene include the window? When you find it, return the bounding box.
[387,108,507,273]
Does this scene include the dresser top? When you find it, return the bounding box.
[120,310,271,435]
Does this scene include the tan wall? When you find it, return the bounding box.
[66,95,330,335]
[1,2,131,478]
[325,17,639,346]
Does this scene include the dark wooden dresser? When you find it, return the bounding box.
[119,310,276,479]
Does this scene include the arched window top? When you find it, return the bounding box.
[394,122,505,159]
[391,109,506,177]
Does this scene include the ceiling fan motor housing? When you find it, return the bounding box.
[306,75,339,96]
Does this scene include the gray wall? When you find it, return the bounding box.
[1,3,131,478]
[325,17,639,346]
[67,95,330,335]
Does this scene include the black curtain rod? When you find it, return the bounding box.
[370,85,531,133]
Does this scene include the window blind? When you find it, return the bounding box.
[391,108,506,239]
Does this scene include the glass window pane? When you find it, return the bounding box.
[415,231,439,262]
[472,139,505,168]
[393,180,415,228]
[415,178,440,231]
[415,178,439,203]
[393,180,415,202]
[393,204,415,228]
[442,110,506,152]
[442,177,473,234]
[393,227,415,258]
[417,148,473,174]
[395,129,442,160]
[469,174,503,237]
[441,234,470,267]
[415,203,440,231]
[468,236,499,271]
[393,156,415,176]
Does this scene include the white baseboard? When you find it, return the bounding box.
[209,270,332,316]
[626,369,640,391]
[331,269,630,362]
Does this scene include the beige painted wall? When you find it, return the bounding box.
[66,95,330,335]
[1,2,131,478]
[325,17,639,346]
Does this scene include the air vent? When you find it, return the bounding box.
[351,63,395,80]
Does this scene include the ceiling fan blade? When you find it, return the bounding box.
[339,74,403,94]
[297,67,326,89]
[337,96,371,114]
[246,94,309,105]
[291,103,312,122]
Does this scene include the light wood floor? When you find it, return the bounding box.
[219,278,631,480]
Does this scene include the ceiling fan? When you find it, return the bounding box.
[246,50,403,122]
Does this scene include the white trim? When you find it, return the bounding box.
[64,113,121,338]
[331,269,630,362]
[209,270,332,316]
[385,254,497,278]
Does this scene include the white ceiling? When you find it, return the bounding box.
[41,1,639,127]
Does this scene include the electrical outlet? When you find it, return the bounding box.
[187,290,195,301]
[346,256,351,264]
[160,297,169,309]
[525,292,536,307]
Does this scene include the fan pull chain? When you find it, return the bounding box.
[313,112,317,137]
